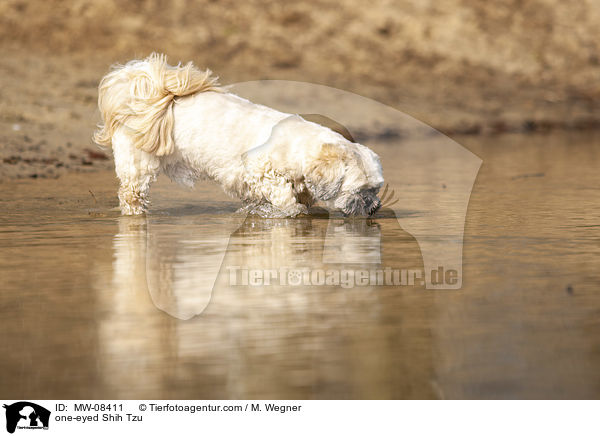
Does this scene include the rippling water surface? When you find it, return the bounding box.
[1,130,599,399]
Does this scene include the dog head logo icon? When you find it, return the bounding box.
[3,402,50,433]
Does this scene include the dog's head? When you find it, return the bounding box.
[306,141,384,216]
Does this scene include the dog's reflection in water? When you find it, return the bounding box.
[112,208,423,320]
[227,211,382,268]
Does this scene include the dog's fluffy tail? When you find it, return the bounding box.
[93,53,221,156]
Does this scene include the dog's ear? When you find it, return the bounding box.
[300,114,355,143]
[305,143,347,201]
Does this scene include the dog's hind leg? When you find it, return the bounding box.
[112,130,161,215]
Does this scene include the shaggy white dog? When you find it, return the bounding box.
[94,54,384,217]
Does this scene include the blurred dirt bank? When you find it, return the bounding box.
[1,0,599,179]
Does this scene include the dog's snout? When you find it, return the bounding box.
[368,197,382,216]
[340,191,381,216]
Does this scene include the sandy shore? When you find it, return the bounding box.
[1,0,600,179]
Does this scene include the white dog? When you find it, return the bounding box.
[94,54,384,217]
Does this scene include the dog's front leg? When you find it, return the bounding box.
[265,177,309,217]
[241,173,307,218]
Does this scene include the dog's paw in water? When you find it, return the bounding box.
[237,202,308,218]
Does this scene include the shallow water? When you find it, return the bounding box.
[1,130,600,399]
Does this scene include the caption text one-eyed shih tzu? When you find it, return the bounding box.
[94,54,384,217]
